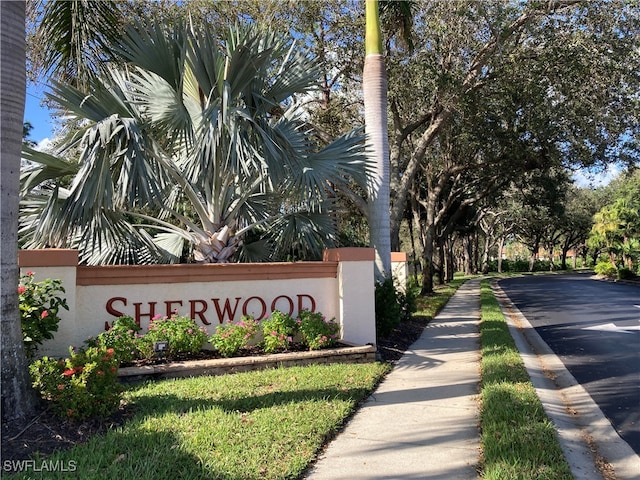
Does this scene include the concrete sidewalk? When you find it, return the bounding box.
[304,279,482,480]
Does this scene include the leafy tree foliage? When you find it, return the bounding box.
[588,170,640,271]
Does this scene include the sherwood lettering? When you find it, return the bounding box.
[106,294,317,326]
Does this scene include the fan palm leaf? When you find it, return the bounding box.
[20,21,368,264]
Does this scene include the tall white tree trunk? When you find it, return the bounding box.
[1,0,39,423]
[364,0,391,280]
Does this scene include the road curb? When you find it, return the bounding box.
[492,280,640,480]
[117,344,377,383]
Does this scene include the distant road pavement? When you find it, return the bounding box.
[499,273,640,455]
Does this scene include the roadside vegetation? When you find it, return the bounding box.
[6,279,468,479]
[9,363,389,480]
[478,278,573,480]
[414,276,468,315]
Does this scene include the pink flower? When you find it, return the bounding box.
[26,271,34,276]
[57,384,65,390]
[41,310,49,319]
[97,370,104,376]
[18,286,26,295]
[151,314,163,321]
[63,369,75,376]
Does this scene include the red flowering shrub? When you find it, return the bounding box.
[137,314,208,359]
[209,316,259,357]
[29,346,121,420]
[19,272,68,358]
[261,311,297,353]
[297,310,340,350]
[87,315,142,364]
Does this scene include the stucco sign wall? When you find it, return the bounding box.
[18,248,403,358]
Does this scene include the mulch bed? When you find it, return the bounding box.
[1,314,432,464]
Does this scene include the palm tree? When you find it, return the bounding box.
[363,0,391,280]
[28,0,123,90]
[1,0,39,424]
[21,21,369,265]
[363,0,413,280]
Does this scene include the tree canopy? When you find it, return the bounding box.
[22,0,640,285]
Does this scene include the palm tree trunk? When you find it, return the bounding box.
[1,0,39,424]
[364,0,391,280]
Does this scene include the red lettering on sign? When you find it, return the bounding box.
[106,297,127,317]
[164,300,183,317]
[134,302,157,326]
[190,299,210,325]
[243,296,267,319]
[105,294,319,327]
[271,295,294,315]
[212,297,241,324]
[297,294,316,312]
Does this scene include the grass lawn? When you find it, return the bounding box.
[11,363,389,480]
[414,276,469,316]
[9,275,579,479]
[478,278,573,480]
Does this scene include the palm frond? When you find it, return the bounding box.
[152,232,187,264]
[35,0,123,89]
[237,238,274,263]
[115,19,186,90]
[268,205,339,261]
[20,146,79,195]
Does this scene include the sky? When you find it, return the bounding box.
[24,83,56,147]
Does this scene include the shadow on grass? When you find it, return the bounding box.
[128,384,372,416]
[14,429,219,480]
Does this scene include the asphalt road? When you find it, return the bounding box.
[498,273,640,456]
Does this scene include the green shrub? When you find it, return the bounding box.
[617,267,635,280]
[87,316,143,364]
[140,314,208,359]
[533,259,552,271]
[29,346,121,420]
[261,311,297,353]
[209,316,259,357]
[375,277,401,338]
[399,277,419,321]
[297,310,340,350]
[594,261,617,278]
[18,272,68,358]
